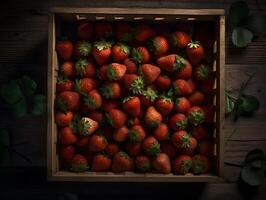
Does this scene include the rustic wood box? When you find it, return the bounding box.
[47,7,225,182]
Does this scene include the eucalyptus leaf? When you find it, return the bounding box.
[31,94,46,115]
[12,97,27,118]
[232,27,253,48]
[0,80,24,105]
[244,15,265,37]
[225,95,235,116]
[229,1,249,29]
[240,95,260,113]
[241,166,264,186]
[17,75,37,96]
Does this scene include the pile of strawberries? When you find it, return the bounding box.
[55,21,216,175]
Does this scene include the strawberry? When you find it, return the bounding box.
[126,142,142,156]
[127,117,141,127]
[106,109,127,128]
[113,125,129,142]
[172,155,192,174]
[135,155,151,172]
[56,39,73,60]
[174,97,191,114]
[132,47,150,64]
[92,41,112,65]
[172,131,197,155]
[115,22,133,42]
[187,78,198,93]
[75,59,96,78]
[71,154,88,172]
[75,78,97,95]
[174,59,192,80]
[124,58,138,74]
[112,43,130,62]
[134,24,155,42]
[100,82,121,99]
[153,123,170,141]
[56,91,80,112]
[156,75,171,91]
[76,136,90,148]
[155,96,174,116]
[188,90,205,106]
[194,64,211,81]
[191,125,210,140]
[101,125,114,140]
[140,87,158,107]
[200,73,215,94]
[91,154,111,172]
[173,79,193,96]
[87,111,104,125]
[160,141,177,158]
[157,54,187,72]
[60,145,75,164]
[142,136,160,157]
[144,106,162,128]
[180,136,197,156]
[101,99,120,112]
[192,154,211,174]
[74,41,92,57]
[59,127,77,145]
[128,125,146,143]
[60,61,75,78]
[188,106,205,126]
[198,140,214,156]
[140,64,161,84]
[89,134,108,152]
[77,22,93,40]
[112,151,134,172]
[123,74,143,93]
[169,113,188,131]
[122,96,141,117]
[153,153,171,174]
[77,117,99,136]
[148,36,169,56]
[55,111,73,127]
[202,105,215,123]
[95,22,113,39]
[170,31,190,48]
[106,63,127,81]
[186,41,205,66]
[106,142,119,157]
[56,78,74,93]
[82,89,102,110]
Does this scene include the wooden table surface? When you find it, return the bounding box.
[0,0,266,199]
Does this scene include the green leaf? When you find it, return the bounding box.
[250,160,263,169]
[17,76,37,96]
[240,95,260,113]
[244,15,265,37]
[0,80,24,105]
[0,129,10,165]
[241,166,264,186]
[31,94,46,116]
[229,1,249,29]
[245,149,265,164]
[232,27,253,48]
[12,97,27,118]
[225,95,235,116]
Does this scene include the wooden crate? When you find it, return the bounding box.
[47,7,225,182]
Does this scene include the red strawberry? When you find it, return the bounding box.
[156,75,171,91]
[188,90,205,106]
[89,134,108,152]
[172,131,197,155]
[124,58,138,74]
[134,24,155,42]
[142,136,160,157]
[122,96,141,117]
[132,47,150,64]
[76,136,90,148]
[126,142,142,156]
[77,117,99,136]
[95,22,113,39]
[88,111,104,125]
[74,41,92,57]
[198,140,214,156]
[153,153,171,174]
[160,141,177,158]
[169,113,188,131]
[144,106,162,128]
[106,142,119,157]
[135,155,151,172]
[148,36,169,56]
[180,136,197,156]
[123,74,143,93]
[77,22,93,40]
[91,154,111,172]
[56,39,73,60]
[60,61,75,78]
[140,64,161,84]
[155,96,174,116]
[140,87,158,107]
[106,63,127,81]
[71,154,88,172]
[55,111,73,127]
[75,78,97,95]
[191,125,210,140]
[188,106,205,126]
[92,41,112,65]
[172,155,192,174]
[192,154,211,174]
[186,41,205,66]
[106,109,127,128]
[173,79,193,96]
[194,64,211,81]
[127,117,141,127]
[170,31,190,48]
[154,123,170,141]
[75,59,96,78]
[101,99,120,112]
[112,43,130,62]
[60,145,75,164]
[202,105,215,123]
[174,59,192,80]
[112,151,134,172]
[157,54,186,72]
[56,91,80,112]
[59,127,77,145]
[200,73,215,94]
[82,89,102,110]
[115,22,133,42]
[56,78,74,93]
[174,97,191,114]
[113,125,129,142]
[187,78,198,93]
[100,82,121,99]
[128,125,146,143]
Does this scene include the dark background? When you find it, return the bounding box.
[0,0,266,199]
